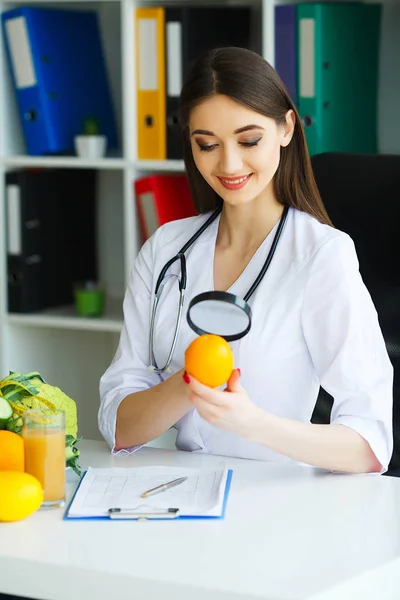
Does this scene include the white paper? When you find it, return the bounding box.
[299,18,315,98]
[138,18,158,91]
[5,17,37,89]
[166,22,182,97]
[67,465,228,518]
[6,185,21,256]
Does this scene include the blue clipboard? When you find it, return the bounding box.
[63,469,233,521]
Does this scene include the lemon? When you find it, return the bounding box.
[0,471,43,522]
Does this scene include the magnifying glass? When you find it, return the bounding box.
[186,291,252,342]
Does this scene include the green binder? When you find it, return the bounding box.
[297,3,381,156]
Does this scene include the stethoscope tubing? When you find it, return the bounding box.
[149,204,289,373]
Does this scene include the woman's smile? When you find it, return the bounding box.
[217,173,253,191]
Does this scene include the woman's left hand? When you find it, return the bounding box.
[183,369,261,438]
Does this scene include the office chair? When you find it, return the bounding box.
[309,153,400,475]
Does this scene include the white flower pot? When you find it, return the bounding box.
[74,135,107,159]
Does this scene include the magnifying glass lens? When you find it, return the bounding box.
[186,291,251,342]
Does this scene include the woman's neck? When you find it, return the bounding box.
[217,195,285,254]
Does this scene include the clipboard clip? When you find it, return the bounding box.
[108,506,180,520]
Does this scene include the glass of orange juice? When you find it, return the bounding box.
[23,409,66,509]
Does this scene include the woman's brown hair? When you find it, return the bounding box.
[179,46,332,226]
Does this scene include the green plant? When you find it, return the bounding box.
[83,117,101,135]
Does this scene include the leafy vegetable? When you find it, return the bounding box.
[0,371,82,475]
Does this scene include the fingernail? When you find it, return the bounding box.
[183,371,191,384]
[237,368,241,377]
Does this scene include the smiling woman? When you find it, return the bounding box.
[179,47,331,226]
[189,96,293,223]
[99,47,393,476]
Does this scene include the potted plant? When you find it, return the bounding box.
[74,116,107,159]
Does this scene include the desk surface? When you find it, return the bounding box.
[1,439,400,600]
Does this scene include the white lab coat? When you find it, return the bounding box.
[99,207,393,471]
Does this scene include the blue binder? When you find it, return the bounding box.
[1,6,118,156]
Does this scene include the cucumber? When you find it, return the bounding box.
[0,396,13,429]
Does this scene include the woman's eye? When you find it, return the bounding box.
[198,144,217,152]
[240,138,262,148]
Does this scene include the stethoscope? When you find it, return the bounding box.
[149,205,290,373]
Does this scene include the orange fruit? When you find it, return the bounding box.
[0,430,25,471]
[185,334,234,388]
[0,471,43,522]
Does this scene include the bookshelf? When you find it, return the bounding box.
[0,0,399,445]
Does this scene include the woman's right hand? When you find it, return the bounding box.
[115,366,193,449]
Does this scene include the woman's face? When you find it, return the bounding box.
[189,94,294,207]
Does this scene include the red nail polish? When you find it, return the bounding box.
[183,371,191,384]
[237,368,241,377]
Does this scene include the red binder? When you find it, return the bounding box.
[134,174,197,242]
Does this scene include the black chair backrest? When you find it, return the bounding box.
[310,153,400,291]
[310,153,400,472]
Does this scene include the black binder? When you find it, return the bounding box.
[165,7,254,159]
[5,169,97,313]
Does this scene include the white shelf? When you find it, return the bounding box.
[136,160,185,172]
[6,303,123,333]
[2,155,128,170]
[2,157,186,172]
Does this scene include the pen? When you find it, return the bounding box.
[141,476,188,498]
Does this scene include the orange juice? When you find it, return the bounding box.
[24,428,66,504]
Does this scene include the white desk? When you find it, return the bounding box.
[1,439,400,600]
